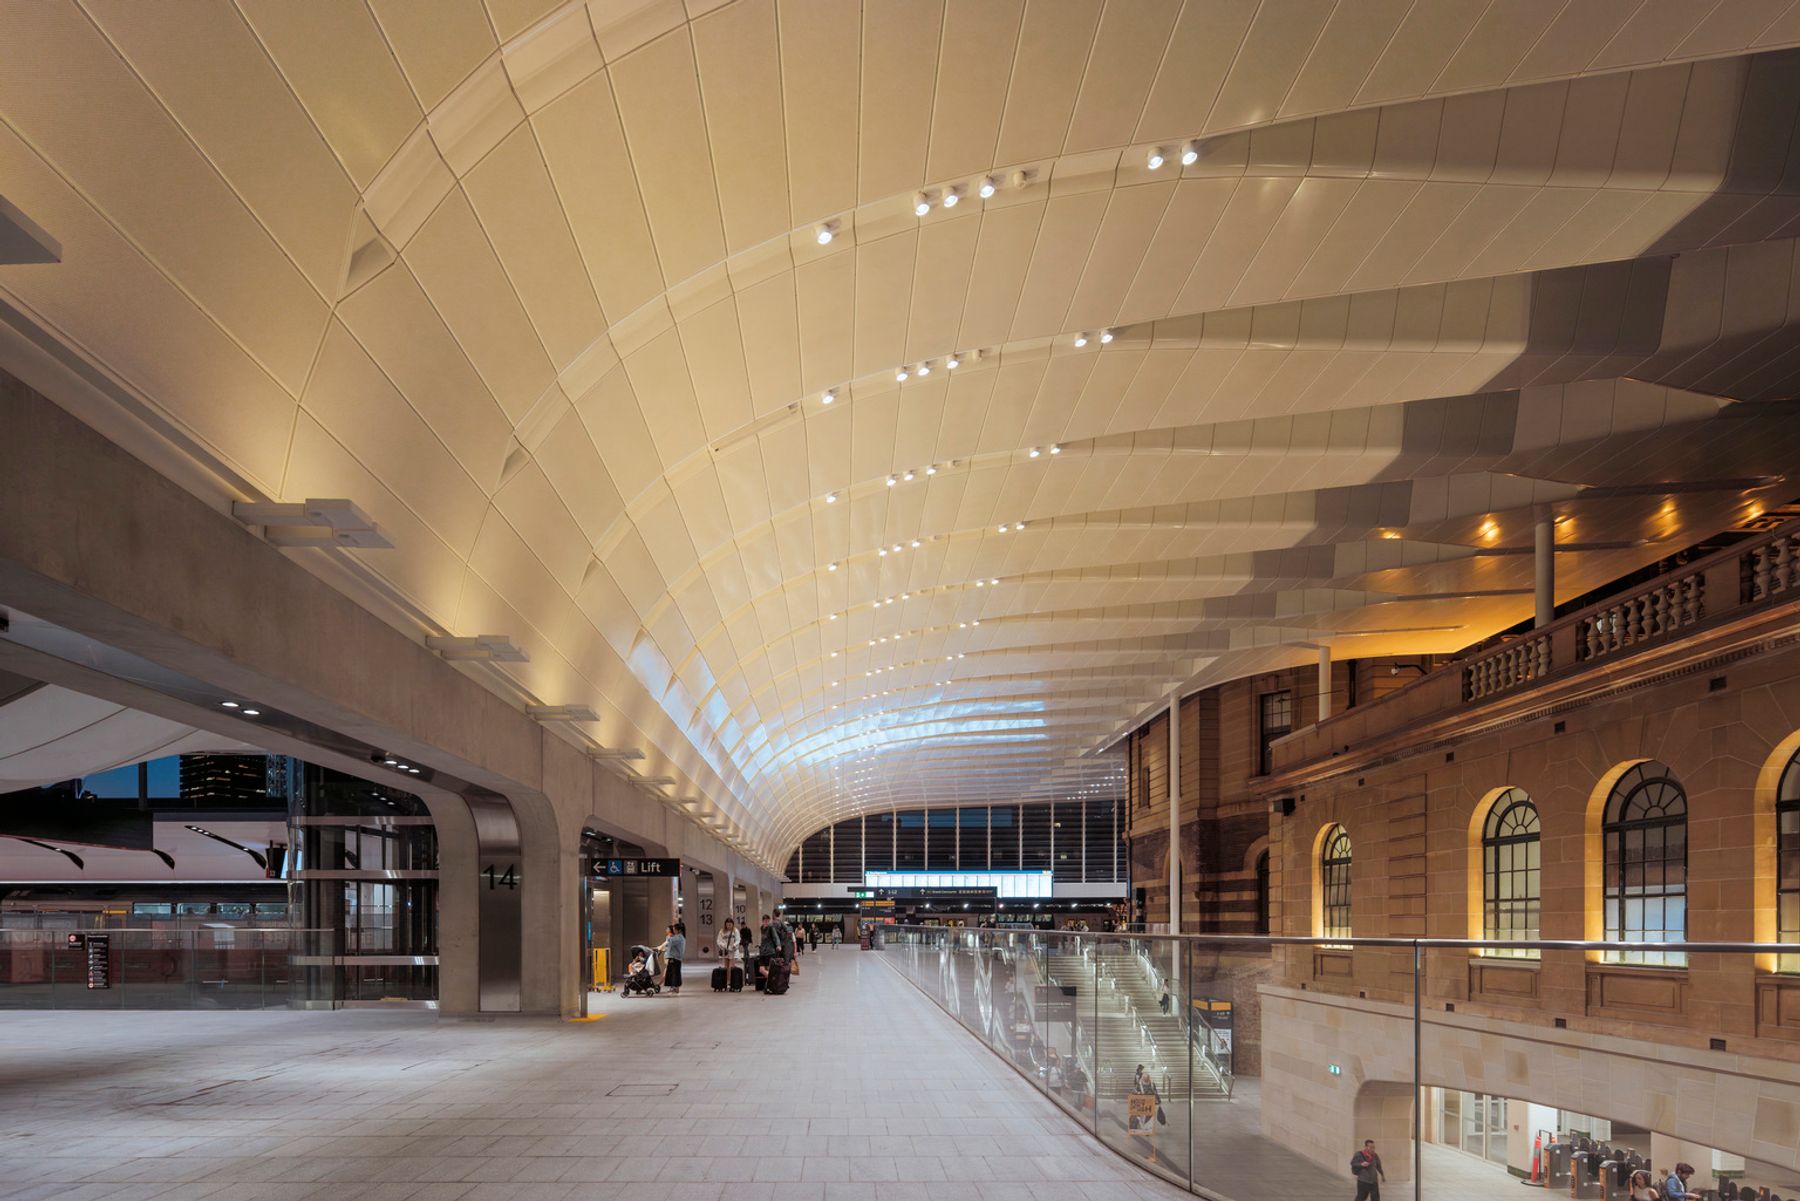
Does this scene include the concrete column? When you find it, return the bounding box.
[1535,512,1555,628]
[1168,691,1181,939]
[1317,644,1332,722]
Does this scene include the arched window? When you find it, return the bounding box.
[1482,789,1540,957]
[1603,762,1687,966]
[1778,754,1800,967]
[1319,826,1353,941]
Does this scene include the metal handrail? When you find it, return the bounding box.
[885,928,1800,954]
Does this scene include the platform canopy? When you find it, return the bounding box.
[5,1,1800,854]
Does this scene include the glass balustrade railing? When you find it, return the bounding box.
[0,927,335,1009]
[879,927,1800,1201]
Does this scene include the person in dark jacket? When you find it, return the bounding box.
[1350,1140,1386,1201]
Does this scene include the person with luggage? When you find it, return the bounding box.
[1350,1139,1386,1201]
[656,923,685,995]
[713,918,744,992]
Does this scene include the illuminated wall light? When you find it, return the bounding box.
[892,543,902,552]
[829,613,838,620]
[1073,333,1089,348]
[989,577,999,585]
[1099,330,1114,343]
[825,492,838,504]
[925,465,937,475]
[895,368,909,382]
[1015,521,1026,530]
[822,388,836,404]
[914,191,932,216]
[978,176,997,199]
[945,355,959,370]
[942,187,960,208]
[828,562,839,571]
[959,622,967,629]
[886,475,897,487]
[1028,447,1040,458]
[815,221,837,245]
[972,620,981,626]
[974,580,985,587]
[910,539,921,548]
[1049,445,1062,455]
[903,470,915,481]
[1146,148,1165,170]
[1181,141,1201,166]
[878,548,888,556]
[916,362,931,377]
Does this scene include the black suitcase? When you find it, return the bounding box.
[711,966,728,991]
[766,957,790,995]
[728,965,744,992]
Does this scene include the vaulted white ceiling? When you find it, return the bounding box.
[5,0,1800,862]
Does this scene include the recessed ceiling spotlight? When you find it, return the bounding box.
[916,362,931,377]
[925,465,937,475]
[830,612,838,620]
[822,388,836,404]
[942,187,960,208]
[945,355,959,370]
[895,368,909,382]
[997,524,1008,533]
[878,547,888,556]
[1099,330,1114,344]
[959,622,967,629]
[975,580,985,587]
[242,708,262,717]
[903,470,915,481]
[816,221,837,245]
[989,577,999,584]
[1147,148,1166,170]
[830,651,838,658]
[914,192,932,216]
[1181,140,1201,166]
[408,767,420,774]
[1074,333,1089,348]
[384,758,398,766]
[911,539,921,548]
[825,492,838,504]
[1050,445,1062,455]
[972,620,981,626]
[1016,521,1026,530]
[220,701,240,709]
[1028,447,1041,458]
[886,475,898,487]
[978,176,997,199]
[828,562,838,572]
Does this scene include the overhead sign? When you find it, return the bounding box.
[595,857,681,878]
[874,887,999,904]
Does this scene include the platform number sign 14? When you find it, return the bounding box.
[484,863,518,890]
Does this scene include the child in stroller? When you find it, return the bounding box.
[621,945,660,996]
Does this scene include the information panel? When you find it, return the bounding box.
[65,933,110,989]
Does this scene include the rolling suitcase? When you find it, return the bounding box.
[728,965,744,992]
[766,956,790,995]
[711,966,728,991]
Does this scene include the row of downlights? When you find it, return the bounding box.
[812,141,1202,245]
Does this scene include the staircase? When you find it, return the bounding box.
[1088,946,1229,1101]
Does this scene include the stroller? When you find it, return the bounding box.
[621,945,660,996]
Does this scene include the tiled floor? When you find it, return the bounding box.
[0,946,1194,1201]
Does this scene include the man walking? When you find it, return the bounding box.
[1350,1140,1386,1201]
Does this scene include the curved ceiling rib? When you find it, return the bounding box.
[4,1,1800,863]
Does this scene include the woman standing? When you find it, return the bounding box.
[718,918,742,991]
[657,924,685,995]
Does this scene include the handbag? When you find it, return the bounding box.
[1156,1105,1167,1126]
